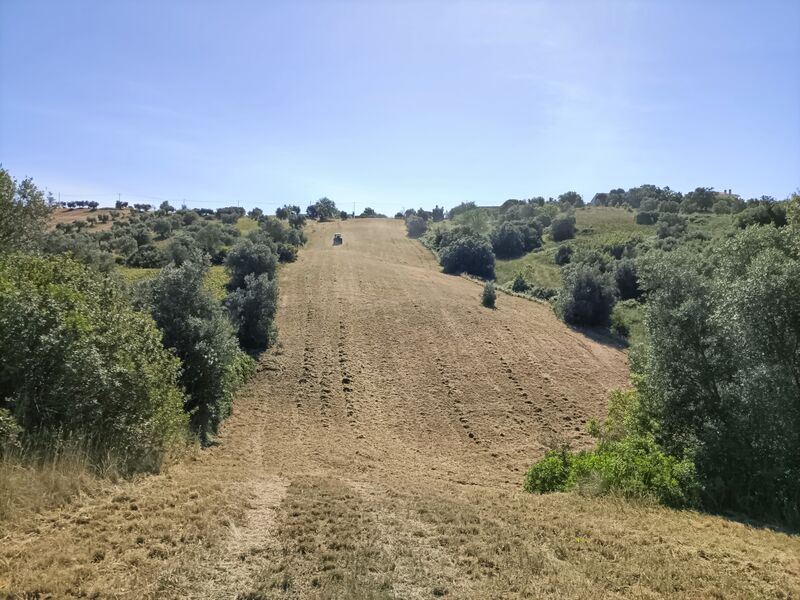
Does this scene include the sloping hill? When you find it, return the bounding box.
[1,219,797,599]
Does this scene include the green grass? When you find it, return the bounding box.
[612,300,647,349]
[235,217,258,235]
[495,249,561,288]
[574,206,655,236]
[204,266,228,301]
[117,265,229,302]
[118,267,160,283]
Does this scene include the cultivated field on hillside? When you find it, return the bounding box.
[1,219,797,599]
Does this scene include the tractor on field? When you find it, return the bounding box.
[333,233,343,246]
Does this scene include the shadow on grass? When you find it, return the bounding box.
[566,323,629,350]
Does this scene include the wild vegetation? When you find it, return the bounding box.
[0,167,306,517]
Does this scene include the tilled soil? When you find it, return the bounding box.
[2,219,798,599]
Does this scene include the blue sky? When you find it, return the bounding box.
[1,0,798,213]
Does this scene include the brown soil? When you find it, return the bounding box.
[1,219,798,599]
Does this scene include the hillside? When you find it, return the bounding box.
[1,218,797,599]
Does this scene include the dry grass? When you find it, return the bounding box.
[49,207,131,231]
[0,446,100,521]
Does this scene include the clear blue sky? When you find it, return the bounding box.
[1,0,798,213]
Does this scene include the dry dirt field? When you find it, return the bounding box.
[1,219,798,599]
[49,207,127,231]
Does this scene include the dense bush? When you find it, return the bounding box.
[511,273,529,292]
[735,202,787,229]
[481,281,496,308]
[656,213,687,239]
[550,215,576,241]
[555,263,617,326]
[405,215,427,238]
[554,245,573,265]
[438,232,496,279]
[490,221,526,258]
[0,254,187,470]
[143,260,253,444]
[126,244,168,268]
[614,258,640,300]
[226,273,278,350]
[225,239,278,289]
[635,211,658,225]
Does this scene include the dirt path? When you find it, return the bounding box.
[2,219,798,599]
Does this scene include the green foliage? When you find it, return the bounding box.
[437,232,496,279]
[226,273,278,350]
[0,254,187,470]
[481,281,496,308]
[656,213,687,239]
[276,242,298,263]
[555,263,617,326]
[511,273,529,293]
[523,450,571,493]
[550,215,576,242]
[735,201,787,229]
[637,226,800,526]
[126,244,168,268]
[614,258,640,300]
[225,239,278,289]
[554,245,573,265]
[635,211,658,225]
[143,260,247,444]
[0,167,52,254]
[525,390,699,508]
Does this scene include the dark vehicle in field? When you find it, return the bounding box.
[333,233,343,245]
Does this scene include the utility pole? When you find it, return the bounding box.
[118,193,121,207]
[353,200,356,218]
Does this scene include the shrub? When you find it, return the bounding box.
[126,244,168,268]
[555,263,617,326]
[143,260,250,445]
[511,273,529,293]
[405,215,427,238]
[491,222,526,258]
[550,215,576,242]
[166,234,203,266]
[554,245,573,265]
[614,258,640,300]
[276,242,298,263]
[225,239,278,289]
[609,310,630,337]
[481,282,496,308]
[225,273,278,351]
[656,213,687,239]
[635,211,659,225]
[523,450,571,493]
[524,391,699,508]
[439,234,495,279]
[0,255,187,470]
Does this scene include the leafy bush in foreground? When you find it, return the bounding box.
[0,254,187,470]
[550,215,576,242]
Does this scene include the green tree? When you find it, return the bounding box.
[555,263,617,326]
[0,168,52,254]
[225,239,278,289]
